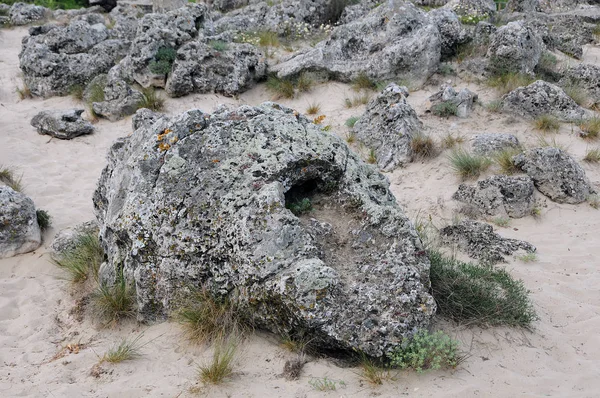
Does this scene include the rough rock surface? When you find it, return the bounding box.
[505,0,540,11]
[131,108,164,131]
[427,84,478,118]
[165,40,267,97]
[440,220,536,263]
[487,21,543,75]
[501,80,591,121]
[9,2,48,26]
[560,63,600,104]
[31,109,94,140]
[471,133,520,155]
[445,0,496,17]
[429,8,469,61]
[513,147,594,204]
[92,64,145,121]
[0,186,41,259]
[272,1,442,86]
[93,103,435,358]
[453,175,535,218]
[50,221,99,254]
[353,84,422,171]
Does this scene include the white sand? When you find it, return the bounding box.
[1,26,600,397]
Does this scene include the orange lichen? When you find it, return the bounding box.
[158,142,171,152]
[313,115,326,125]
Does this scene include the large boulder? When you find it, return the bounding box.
[440,220,535,263]
[560,63,600,105]
[429,8,469,61]
[501,81,591,121]
[487,21,544,75]
[43,19,109,55]
[453,175,536,218]
[427,84,478,118]
[513,147,594,204]
[93,103,436,358]
[31,109,95,140]
[165,40,267,97]
[91,64,145,121]
[0,186,42,259]
[353,84,423,171]
[272,1,442,87]
[9,2,49,26]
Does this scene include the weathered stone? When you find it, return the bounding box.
[108,4,144,41]
[9,2,49,26]
[440,219,535,263]
[0,186,41,259]
[560,63,600,105]
[353,84,422,171]
[31,109,94,140]
[92,64,145,121]
[165,40,266,97]
[487,21,544,75]
[44,20,109,55]
[272,1,442,87]
[453,175,535,218]
[132,108,164,131]
[427,84,478,117]
[504,0,540,12]
[429,8,469,61]
[471,133,520,155]
[444,0,496,17]
[93,102,435,358]
[89,0,117,12]
[501,80,592,121]
[513,147,594,204]
[50,221,99,255]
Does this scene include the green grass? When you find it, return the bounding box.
[286,198,312,216]
[296,72,315,93]
[0,0,86,9]
[266,75,295,99]
[493,147,522,175]
[102,334,144,363]
[308,377,343,391]
[534,114,560,132]
[351,72,377,91]
[305,102,321,115]
[209,40,229,52]
[36,209,52,231]
[518,252,537,263]
[0,165,23,192]
[199,338,238,385]
[359,355,394,385]
[448,150,491,179]
[428,249,536,326]
[578,117,600,140]
[175,287,246,344]
[51,232,104,283]
[138,87,165,112]
[90,272,136,326]
[345,116,359,128]
[562,83,589,107]
[583,148,600,163]
[390,330,459,372]
[69,84,84,101]
[258,30,280,47]
[431,102,458,118]
[492,216,510,227]
[410,133,437,159]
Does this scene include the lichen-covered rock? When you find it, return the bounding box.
[471,133,520,155]
[487,21,544,75]
[440,220,535,263]
[353,84,422,171]
[108,4,144,41]
[445,0,496,18]
[9,2,49,26]
[0,186,41,259]
[165,40,267,97]
[427,84,478,118]
[43,19,109,55]
[132,108,164,131]
[453,175,535,218]
[50,221,99,255]
[560,63,600,104]
[93,102,436,358]
[92,64,145,121]
[513,147,594,204]
[429,8,469,61]
[31,109,94,140]
[504,0,540,12]
[501,80,592,121]
[272,1,442,87]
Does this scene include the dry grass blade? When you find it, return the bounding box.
[90,272,136,326]
[0,165,23,192]
[199,337,238,385]
[102,334,145,363]
[51,232,104,283]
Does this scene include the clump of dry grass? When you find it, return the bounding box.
[441,133,465,149]
[487,72,534,96]
[0,165,23,192]
[410,133,437,159]
[583,148,600,163]
[534,114,560,132]
[198,336,238,385]
[493,147,523,175]
[305,102,321,115]
[344,93,371,108]
[578,117,600,140]
[89,272,136,326]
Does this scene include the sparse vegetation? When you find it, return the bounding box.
[493,147,522,175]
[360,356,394,385]
[305,102,321,115]
[1,0,87,10]
[562,83,589,107]
[258,30,280,48]
[0,165,23,192]
[438,63,455,76]
[209,40,229,52]
[454,42,488,64]
[69,84,84,101]
[344,92,371,108]
[486,100,503,113]
[16,84,32,100]
[390,330,459,372]
[199,337,238,385]
[531,204,542,219]
[36,209,52,231]
[441,133,465,149]
[492,216,510,227]
[345,116,359,128]
[102,334,144,363]
[518,252,538,263]
[536,135,565,150]
[86,79,106,104]
[351,72,377,91]
[588,194,600,209]
[448,150,491,179]
[138,87,165,112]
[367,148,377,164]
[266,75,295,99]
[431,102,458,118]
[578,117,600,140]
[534,114,560,132]
[345,131,357,144]
[296,72,315,93]
[89,272,136,326]
[286,198,312,216]
[148,46,177,76]
[487,72,534,96]
[410,133,437,159]
[583,148,600,163]
[51,232,104,283]
[428,249,536,326]
[308,376,344,391]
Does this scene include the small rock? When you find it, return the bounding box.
[31,109,94,140]
[0,186,41,259]
[471,133,520,155]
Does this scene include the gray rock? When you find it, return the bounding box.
[92,64,145,121]
[211,0,251,12]
[50,220,99,255]
[152,0,188,13]
[501,80,592,121]
[132,108,164,131]
[93,102,435,358]
[0,186,41,259]
[513,147,594,204]
[440,219,535,263]
[108,4,144,42]
[31,109,94,140]
[354,84,422,171]
[453,175,535,218]
[487,21,544,75]
[444,0,496,17]
[43,20,109,55]
[165,40,267,97]
[89,0,117,12]
[560,63,600,105]
[504,0,540,12]
[471,133,520,155]
[272,1,442,87]
[429,8,469,61]
[427,84,478,118]
[9,2,49,26]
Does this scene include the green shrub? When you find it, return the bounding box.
[345,116,359,128]
[51,232,104,283]
[148,46,177,75]
[448,150,491,179]
[286,198,312,216]
[90,272,136,326]
[428,250,536,326]
[390,330,459,372]
[431,102,458,117]
[36,209,52,231]
[209,40,229,52]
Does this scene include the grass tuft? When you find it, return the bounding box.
[448,150,491,180]
[441,133,465,149]
[51,232,104,283]
[390,330,460,372]
[102,334,144,363]
[493,147,522,175]
[583,148,600,163]
[90,272,136,326]
[345,116,359,128]
[16,84,32,100]
[36,209,52,231]
[296,72,315,93]
[360,355,394,385]
[69,84,84,101]
[0,166,23,192]
[345,131,356,144]
[429,249,536,326]
[351,72,377,91]
[138,87,165,112]
[534,114,560,132]
[309,377,343,391]
[266,75,295,99]
[344,93,371,108]
[199,337,237,385]
[258,30,280,48]
[305,102,321,115]
[578,117,600,140]
[518,252,537,263]
[588,194,600,209]
[562,83,589,107]
[486,100,502,113]
[367,148,377,164]
[492,216,510,227]
[487,72,534,96]
[410,133,437,159]
[431,102,458,118]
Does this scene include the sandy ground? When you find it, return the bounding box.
[1,24,600,398]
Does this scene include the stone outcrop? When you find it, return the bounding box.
[9,2,49,26]
[31,109,94,140]
[93,103,435,358]
[560,63,600,104]
[91,65,145,121]
[471,133,520,155]
[487,21,544,75]
[0,186,41,259]
[353,84,422,171]
[427,84,478,118]
[513,147,595,204]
